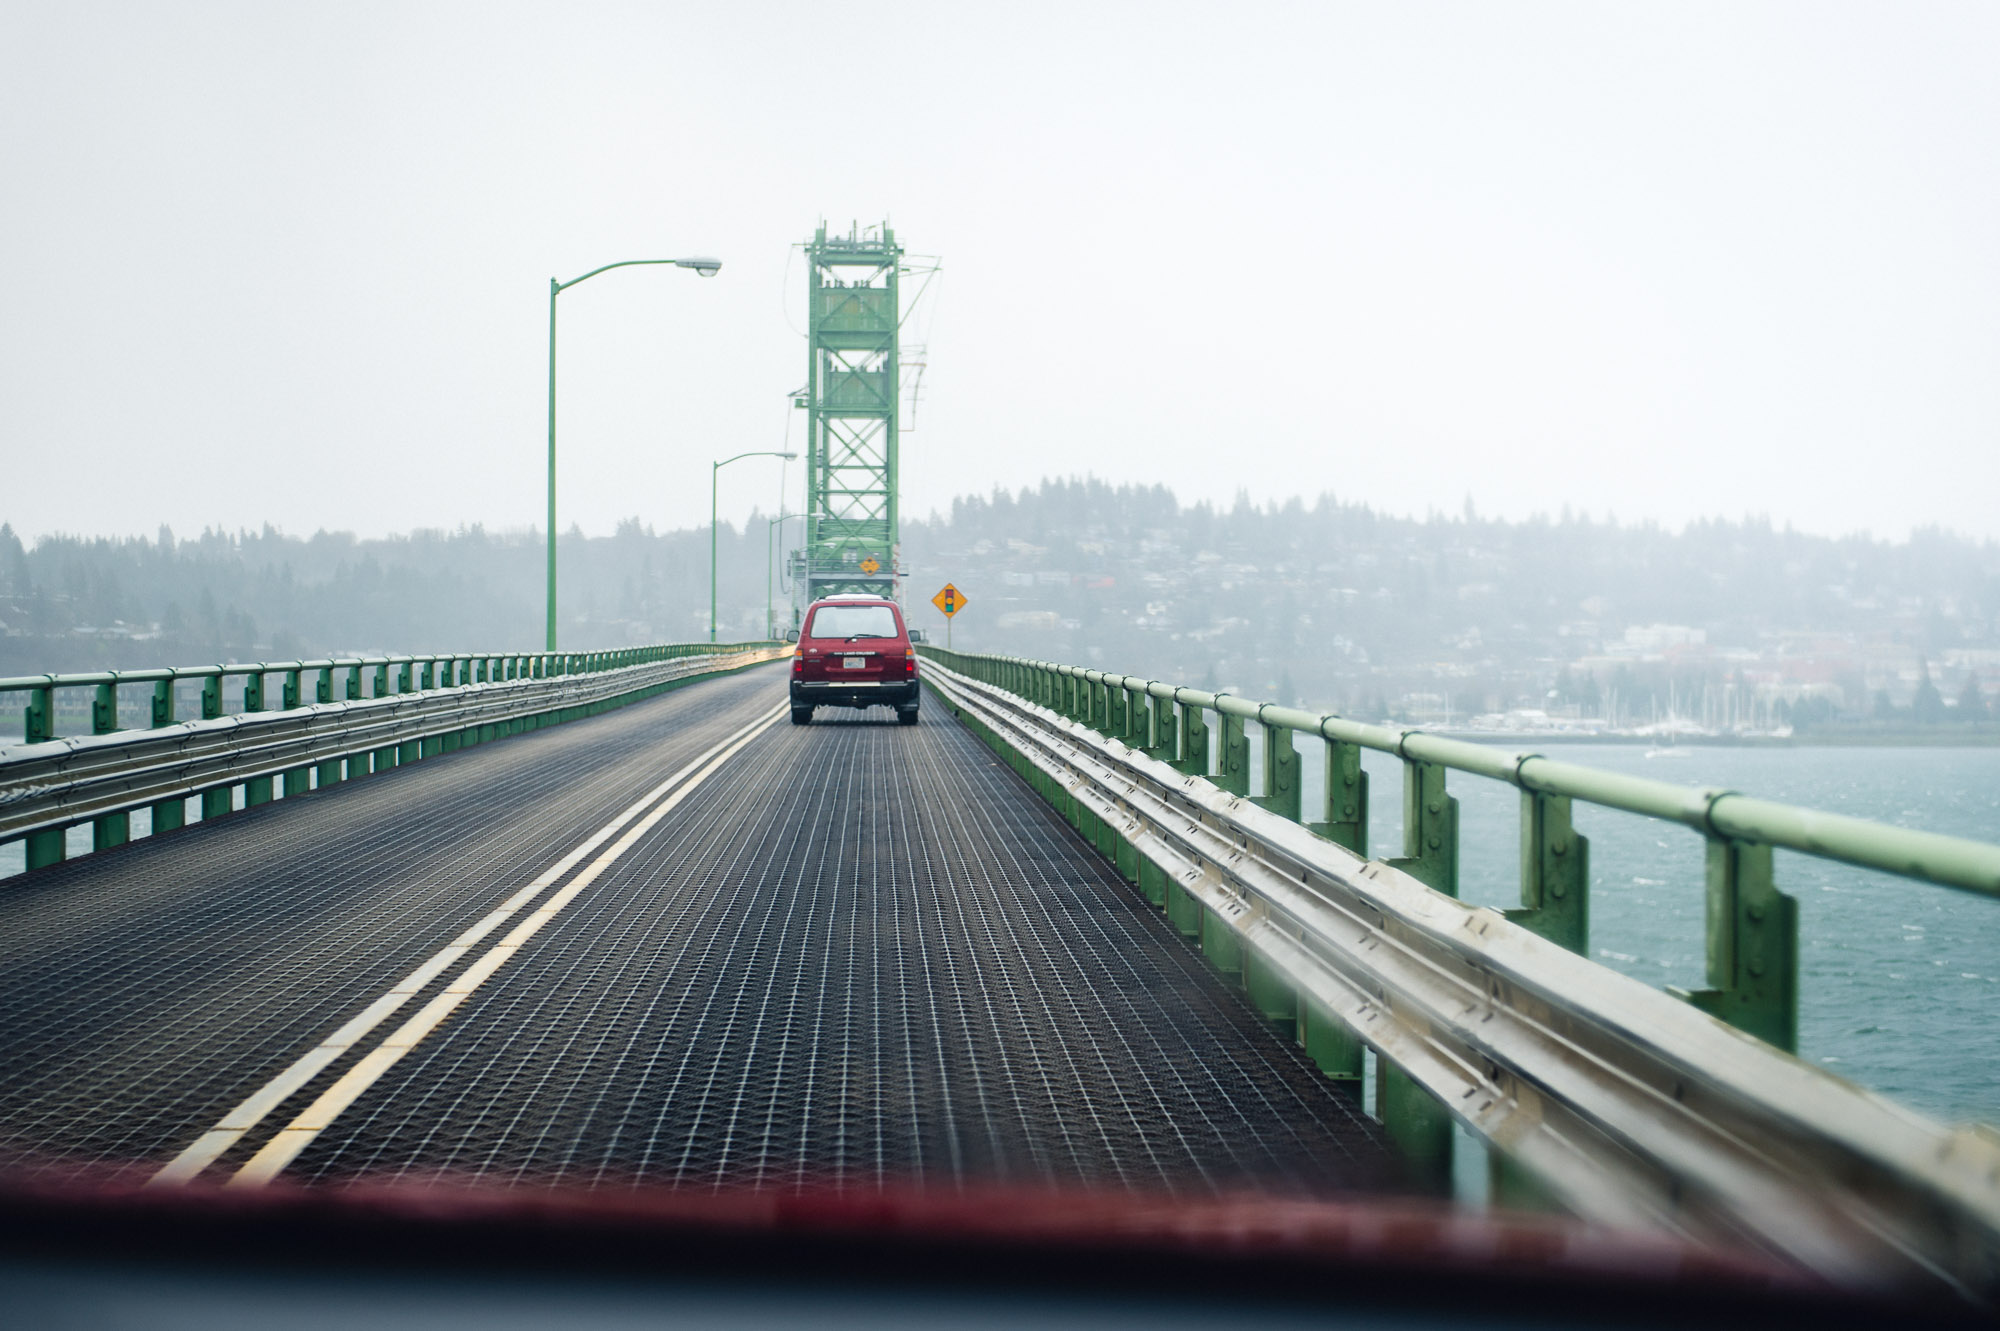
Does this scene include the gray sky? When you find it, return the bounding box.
[3,1,1996,544]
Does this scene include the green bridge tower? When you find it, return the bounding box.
[800,221,902,604]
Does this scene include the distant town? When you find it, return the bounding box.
[5,478,1998,742]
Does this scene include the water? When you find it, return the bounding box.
[1295,743,2000,1127]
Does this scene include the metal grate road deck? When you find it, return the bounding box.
[285,695,1398,1196]
[0,668,787,1182]
[0,671,1397,1197]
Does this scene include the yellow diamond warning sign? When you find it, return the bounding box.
[931,583,967,617]
[858,555,881,575]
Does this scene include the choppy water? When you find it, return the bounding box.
[1313,743,2000,1127]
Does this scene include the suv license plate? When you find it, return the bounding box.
[843,656,865,670]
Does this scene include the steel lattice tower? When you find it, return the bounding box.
[800,222,901,602]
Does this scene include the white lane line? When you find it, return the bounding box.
[149,701,788,1187]
[223,704,787,1187]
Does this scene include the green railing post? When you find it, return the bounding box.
[1676,834,1799,1052]
[24,679,55,744]
[91,680,130,850]
[242,670,274,807]
[1175,698,1210,778]
[346,665,363,701]
[1253,718,1302,822]
[1146,690,1177,763]
[1377,1059,1454,1192]
[1123,683,1149,750]
[1215,702,1251,797]
[1507,789,1589,954]
[1387,758,1458,896]
[91,680,118,735]
[280,668,310,798]
[1309,736,1368,854]
[200,672,231,821]
[151,676,186,833]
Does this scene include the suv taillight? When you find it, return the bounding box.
[905,651,918,675]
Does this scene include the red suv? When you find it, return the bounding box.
[789,595,920,726]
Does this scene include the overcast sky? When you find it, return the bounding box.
[3,2,1995,545]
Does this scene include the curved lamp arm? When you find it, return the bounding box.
[557,256,721,292]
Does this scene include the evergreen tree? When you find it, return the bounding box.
[1912,661,1948,725]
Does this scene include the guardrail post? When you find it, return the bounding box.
[1123,683,1149,750]
[1309,737,1368,854]
[1299,997,1365,1102]
[1174,698,1209,778]
[90,680,130,850]
[1387,759,1458,896]
[1215,703,1251,797]
[1106,679,1127,739]
[150,677,187,833]
[1507,790,1589,954]
[1145,691,1177,763]
[368,661,397,771]
[393,660,421,763]
[1377,1060,1454,1192]
[242,670,274,807]
[200,673,232,821]
[280,669,310,797]
[1674,836,1799,1052]
[346,665,363,701]
[1253,719,1301,822]
[311,667,341,788]
[24,680,55,744]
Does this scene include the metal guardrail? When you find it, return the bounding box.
[919,652,2000,1299]
[921,647,2000,1059]
[1,643,784,873]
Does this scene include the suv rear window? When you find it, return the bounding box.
[806,605,900,641]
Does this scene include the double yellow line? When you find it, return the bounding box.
[151,701,788,1188]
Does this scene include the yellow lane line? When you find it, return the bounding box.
[149,701,787,1187]
[225,705,786,1187]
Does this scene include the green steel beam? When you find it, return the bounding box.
[803,222,901,603]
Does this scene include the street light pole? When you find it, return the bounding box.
[545,254,720,651]
[711,450,797,643]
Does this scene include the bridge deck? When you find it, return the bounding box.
[0,664,1395,1196]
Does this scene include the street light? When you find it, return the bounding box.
[711,451,797,642]
[546,255,721,650]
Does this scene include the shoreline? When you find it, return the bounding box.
[1420,729,2000,749]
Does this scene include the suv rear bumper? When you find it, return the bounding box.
[791,681,920,711]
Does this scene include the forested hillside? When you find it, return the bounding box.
[6,480,1998,725]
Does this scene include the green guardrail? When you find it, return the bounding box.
[920,646,2000,1057]
[2,642,778,875]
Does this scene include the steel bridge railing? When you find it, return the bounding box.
[921,646,2000,1054]
[917,647,2000,1299]
[1,641,784,875]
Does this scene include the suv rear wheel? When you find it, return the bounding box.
[790,707,814,726]
[897,707,919,726]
